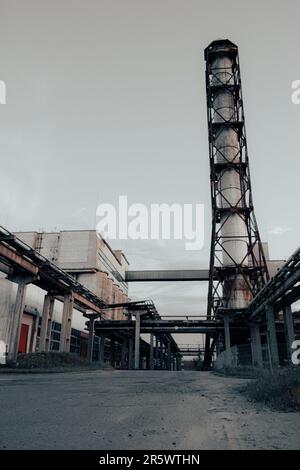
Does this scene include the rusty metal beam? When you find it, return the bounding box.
[73,292,103,316]
[0,243,38,275]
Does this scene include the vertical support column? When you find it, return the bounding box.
[283,305,295,360]
[110,339,115,367]
[59,292,74,353]
[160,336,164,369]
[128,336,134,370]
[94,337,100,361]
[250,324,263,367]
[40,294,55,352]
[121,340,127,369]
[266,304,279,368]
[167,341,171,370]
[149,333,154,370]
[99,335,106,363]
[29,314,39,353]
[87,316,95,363]
[8,281,28,362]
[155,335,159,369]
[134,313,141,370]
[223,316,231,351]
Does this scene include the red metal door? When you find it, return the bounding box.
[18,324,29,354]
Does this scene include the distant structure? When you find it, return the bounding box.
[0,230,129,358]
[204,40,269,365]
[0,227,182,370]
[15,230,129,312]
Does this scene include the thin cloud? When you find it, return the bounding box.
[268,226,291,236]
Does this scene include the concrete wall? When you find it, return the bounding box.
[0,274,16,345]
[267,260,285,278]
[213,346,239,370]
[15,230,129,298]
[250,242,285,279]
[16,231,97,270]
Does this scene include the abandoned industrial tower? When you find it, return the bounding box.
[0,39,299,372]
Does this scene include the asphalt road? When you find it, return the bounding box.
[0,370,299,450]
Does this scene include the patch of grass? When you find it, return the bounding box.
[4,352,110,371]
[245,368,300,411]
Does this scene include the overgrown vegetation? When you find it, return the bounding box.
[213,365,260,378]
[245,368,300,411]
[16,352,89,369]
[4,352,110,371]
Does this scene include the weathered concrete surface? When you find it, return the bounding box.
[0,370,299,450]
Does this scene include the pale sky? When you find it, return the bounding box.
[0,0,299,343]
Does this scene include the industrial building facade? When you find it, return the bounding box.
[0,230,129,362]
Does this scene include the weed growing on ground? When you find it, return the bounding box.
[245,368,300,411]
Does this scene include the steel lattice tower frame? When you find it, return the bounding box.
[204,40,269,365]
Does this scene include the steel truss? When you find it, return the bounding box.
[204,40,269,365]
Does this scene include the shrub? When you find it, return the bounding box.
[15,352,93,369]
[245,368,300,411]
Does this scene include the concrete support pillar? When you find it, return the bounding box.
[167,342,171,370]
[95,337,101,361]
[223,315,231,351]
[121,340,127,369]
[250,324,263,367]
[128,337,134,370]
[40,294,55,352]
[8,281,28,362]
[176,355,182,371]
[99,335,106,363]
[134,313,141,370]
[59,292,74,353]
[159,336,164,369]
[155,335,159,369]
[266,304,279,368]
[149,333,154,370]
[29,314,39,353]
[87,317,95,363]
[283,305,295,360]
[110,339,115,367]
